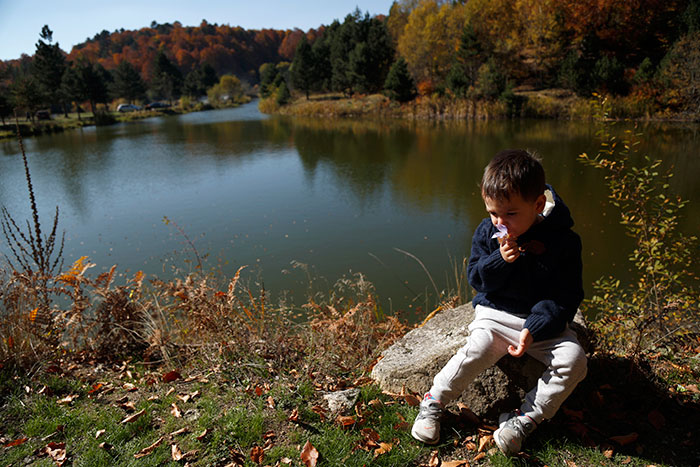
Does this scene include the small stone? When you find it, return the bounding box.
[323,388,361,414]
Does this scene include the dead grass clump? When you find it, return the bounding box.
[304,274,408,374]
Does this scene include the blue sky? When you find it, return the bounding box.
[0,0,396,61]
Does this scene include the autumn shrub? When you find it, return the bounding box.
[304,273,408,374]
[579,95,699,358]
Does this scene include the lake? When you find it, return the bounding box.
[1,102,699,319]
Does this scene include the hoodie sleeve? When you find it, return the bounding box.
[524,232,584,341]
[467,219,516,293]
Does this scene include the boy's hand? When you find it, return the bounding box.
[508,328,533,357]
[499,237,520,263]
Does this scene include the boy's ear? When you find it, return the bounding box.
[535,193,547,214]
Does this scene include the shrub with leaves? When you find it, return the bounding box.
[579,95,699,358]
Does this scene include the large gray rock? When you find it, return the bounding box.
[371,303,591,418]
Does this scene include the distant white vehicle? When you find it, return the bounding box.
[117,103,142,112]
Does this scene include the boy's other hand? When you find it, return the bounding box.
[508,328,533,357]
[499,238,520,263]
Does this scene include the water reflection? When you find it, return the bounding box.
[1,103,698,314]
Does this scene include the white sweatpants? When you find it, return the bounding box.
[429,305,588,423]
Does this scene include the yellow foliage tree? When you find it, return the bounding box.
[396,0,467,85]
[207,74,243,106]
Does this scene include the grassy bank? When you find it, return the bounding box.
[0,98,254,142]
[1,257,698,466]
[261,89,695,122]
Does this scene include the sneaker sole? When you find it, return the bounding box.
[493,426,519,457]
[411,426,439,445]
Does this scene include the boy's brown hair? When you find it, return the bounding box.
[481,149,545,201]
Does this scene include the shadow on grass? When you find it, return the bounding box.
[428,354,699,466]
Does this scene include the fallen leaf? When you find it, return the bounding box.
[368,399,384,409]
[336,415,356,429]
[601,443,614,459]
[121,409,146,424]
[473,452,486,462]
[373,442,392,458]
[99,442,113,451]
[122,383,137,392]
[610,432,638,446]
[288,408,300,423]
[456,403,481,425]
[300,440,319,467]
[227,448,246,465]
[428,450,440,467]
[478,434,493,452]
[176,394,191,403]
[280,457,293,465]
[403,393,421,406]
[87,383,103,395]
[134,436,164,458]
[4,437,28,447]
[121,401,137,412]
[42,441,67,466]
[163,370,181,383]
[464,440,477,451]
[443,461,470,467]
[685,384,699,393]
[166,387,176,397]
[621,456,632,464]
[171,403,182,418]
[170,427,188,437]
[172,444,183,461]
[254,385,263,397]
[250,445,265,464]
[565,461,578,467]
[267,396,276,409]
[311,405,326,421]
[196,428,210,441]
[95,429,105,439]
[56,394,79,405]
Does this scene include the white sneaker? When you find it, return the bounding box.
[493,410,537,456]
[411,393,443,444]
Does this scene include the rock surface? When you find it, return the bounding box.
[323,388,361,414]
[371,303,591,418]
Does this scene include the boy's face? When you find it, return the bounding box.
[483,192,546,239]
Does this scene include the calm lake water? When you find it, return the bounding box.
[1,102,699,318]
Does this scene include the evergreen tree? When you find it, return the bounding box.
[32,25,67,115]
[111,60,146,103]
[446,62,470,97]
[384,57,416,102]
[61,63,86,120]
[276,80,291,106]
[259,63,278,98]
[12,76,43,122]
[150,51,183,103]
[311,33,333,92]
[456,23,483,87]
[291,36,315,99]
[69,59,110,115]
[350,18,394,93]
[0,88,13,125]
[183,64,219,97]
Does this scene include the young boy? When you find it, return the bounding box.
[411,149,588,456]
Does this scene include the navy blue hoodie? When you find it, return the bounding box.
[467,185,584,341]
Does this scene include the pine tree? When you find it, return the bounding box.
[150,51,183,103]
[384,58,416,102]
[32,25,67,114]
[112,61,146,103]
[291,36,315,99]
[456,23,483,87]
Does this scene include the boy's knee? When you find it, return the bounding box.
[567,345,588,383]
[462,327,499,359]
